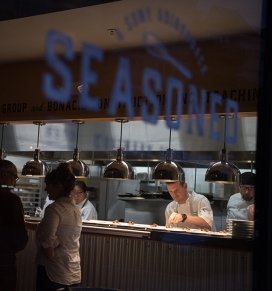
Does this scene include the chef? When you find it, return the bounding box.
[165,173,215,231]
[226,172,256,221]
[70,180,97,220]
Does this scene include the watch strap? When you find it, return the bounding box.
[181,213,187,222]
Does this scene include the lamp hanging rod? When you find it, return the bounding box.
[167,116,176,149]
[115,119,128,150]
[72,120,84,150]
[168,126,172,149]
[220,113,234,150]
[223,114,227,150]
[35,122,45,148]
[119,121,123,149]
[36,123,41,149]
[76,122,80,149]
[0,123,6,150]
[33,121,46,149]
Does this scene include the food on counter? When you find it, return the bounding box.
[79,220,231,237]
[219,230,229,233]
[201,228,210,232]
[182,227,191,230]
[167,225,191,231]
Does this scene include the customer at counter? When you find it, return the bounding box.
[35,163,82,291]
[0,160,28,291]
[165,177,215,230]
[226,172,256,221]
[70,180,97,220]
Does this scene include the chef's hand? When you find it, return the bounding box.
[168,212,182,225]
[247,204,254,221]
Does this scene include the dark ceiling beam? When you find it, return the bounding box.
[0,0,120,21]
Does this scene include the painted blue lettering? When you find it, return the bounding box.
[42,30,73,102]
[187,85,206,136]
[79,43,103,111]
[142,68,161,124]
[165,77,183,129]
[124,15,134,31]
[42,30,239,144]
[107,57,134,118]
[123,7,152,32]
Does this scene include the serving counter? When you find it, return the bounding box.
[17,218,253,291]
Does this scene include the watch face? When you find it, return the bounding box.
[182,214,187,222]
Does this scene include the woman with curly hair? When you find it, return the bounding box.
[35,163,82,291]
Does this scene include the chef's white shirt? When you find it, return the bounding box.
[165,191,215,230]
[227,193,254,221]
[77,198,97,220]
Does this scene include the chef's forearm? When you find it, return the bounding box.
[186,215,211,230]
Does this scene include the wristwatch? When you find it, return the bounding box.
[181,213,187,222]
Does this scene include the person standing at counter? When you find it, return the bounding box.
[35,163,82,291]
[71,180,97,220]
[226,172,256,221]
[0,160,28,291]
[165,179,215,230]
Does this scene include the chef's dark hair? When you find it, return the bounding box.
[75,180,87,193]
[239,172,256,186]
[45,163,75,195]
[179,168,185,182]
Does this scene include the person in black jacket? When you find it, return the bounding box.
[0,159,28,291]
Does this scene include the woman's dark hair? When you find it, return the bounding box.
[0,159,17,174]
[45,163,75,196]
[75,180,87,193]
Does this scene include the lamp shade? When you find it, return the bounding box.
[66,149,89,177]
[22,149,50,176]
[152,160,185,182]
[103,119,134,180]
[151,117,185,183]
[152,148,185,182]
[22,122,50,176]
[205,115,240,184]
[205,161,240,184]
[103,149,133,179]
[66,121,89,177]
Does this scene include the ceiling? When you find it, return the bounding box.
[0,0,262,63]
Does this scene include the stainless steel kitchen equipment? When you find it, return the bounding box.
[226,219,254,239]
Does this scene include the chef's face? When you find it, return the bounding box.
[239,185,255,201]
[166,182,188,204]
[70,185,85,204]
